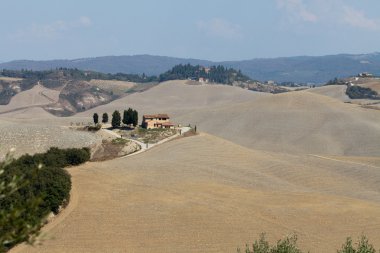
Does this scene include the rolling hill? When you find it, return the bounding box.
[2,80,380,252]
[2,53,380,83]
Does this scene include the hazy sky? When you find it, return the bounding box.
[1,0,380,62]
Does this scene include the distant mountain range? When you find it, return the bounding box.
[1,53,380,83]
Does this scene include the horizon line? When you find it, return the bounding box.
[1,51,380,64]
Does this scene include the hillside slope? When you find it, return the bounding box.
[80,81,380,156]
[12,134,380,253]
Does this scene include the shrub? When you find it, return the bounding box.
[239,234,378,253]
[337,235,376,253]
[88,123,102,131]
[0,147,90,251]
[238,234,303,253]
[346,85,379,99]
[64,147,91,166]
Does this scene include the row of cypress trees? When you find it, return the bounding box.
[93,108,138,128]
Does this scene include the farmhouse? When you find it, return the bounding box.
[142,114,175,129]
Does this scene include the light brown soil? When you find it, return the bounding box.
[2,80,380,252]
[91,139,141,161]
[0,84,60,113]
[0,123,101,159]
[89,79,136,96]
[11,134,380,253]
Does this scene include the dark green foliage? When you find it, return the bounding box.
[122,108,138,127]
[326,77,346,85]
[346,85,379,99]
[87,124,102,131]
[239,234,303,253]
[0,68,157,84]
[337,235,376,253]
[239,234,378,253]
[102,112,108,123]
[63,147,91,166]
[0,147,90,251]
[93,113,99,124]
[0,84,16,105]
[112,110,121,128]
[132,109,138,126]
[122,109,130,125]
[159,64,250,84]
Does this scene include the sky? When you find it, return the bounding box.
[1,0,380,62]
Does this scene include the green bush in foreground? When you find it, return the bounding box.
[337,235,376,253]
[238,234,377,253]
[0,147,91,252]
[238,234,302,253]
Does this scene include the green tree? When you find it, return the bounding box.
[337,235,376,253]
[123,108,132,125]
[102,113,108,124]
[111,110,121,128]
[93,113,99,125]
[132,110,138,127]
[0,154,41,252]
[123,108,137,126]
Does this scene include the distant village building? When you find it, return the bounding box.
[142,114,175,129]
[358,72,373,77]
[198,77,209,83]
[266,80,275,85]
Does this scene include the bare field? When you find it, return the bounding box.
[0,76,23,82]
[89,79,136,96]
[2,80,380,252]
[74,81,380,156]
[12,134,380,253]
[77,80,264,118]
[0,84,59,114]
[0,122,101,159]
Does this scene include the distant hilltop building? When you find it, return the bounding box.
[358,72,373,77]
[198,77,209,83]
[142,114,175,129]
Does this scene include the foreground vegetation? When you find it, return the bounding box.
[0,147,90,252]
[238,234,377,253]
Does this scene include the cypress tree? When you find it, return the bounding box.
[93,113,99,125]
[102,113,108,123]
[111,110,121,128]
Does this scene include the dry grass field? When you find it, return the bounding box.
[0,122,101,159]
[78,81,380,156]
[0,84,60,114]
[2,80,380,252]
[0,77,23,82]
[11,134,380,253]
[89,79,136,96]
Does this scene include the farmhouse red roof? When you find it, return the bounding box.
[161,122,175,126]
[143,114,170,119]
